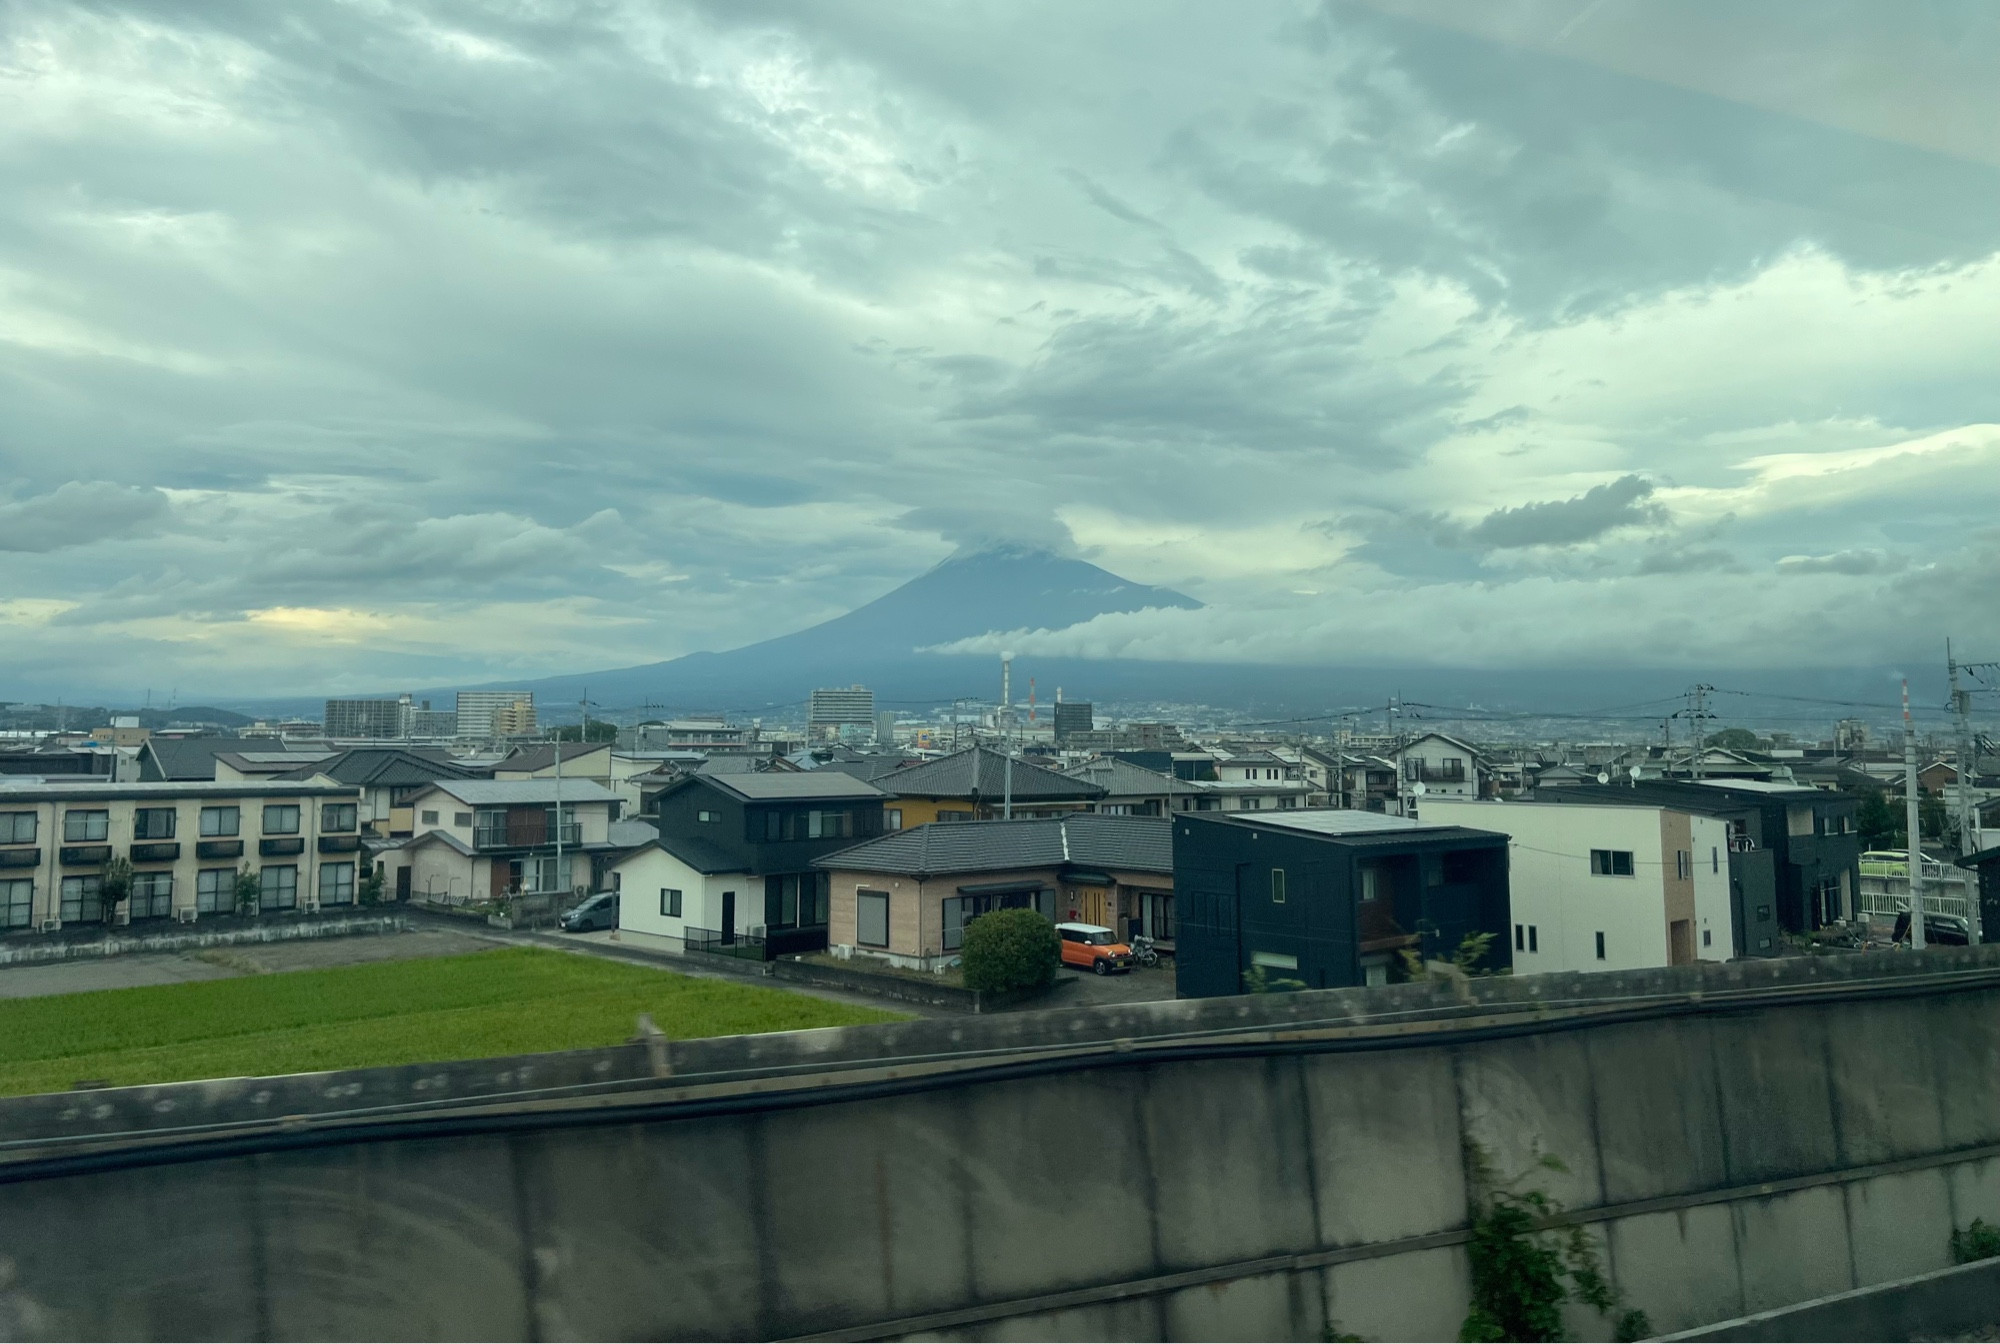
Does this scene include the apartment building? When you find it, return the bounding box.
[455,691,536,740]
[323,697,407,740]
[0,779,365,932]
[1421,798,1733,973]
[388,779,619,904]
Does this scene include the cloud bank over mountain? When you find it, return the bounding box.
[3,1,1999,700]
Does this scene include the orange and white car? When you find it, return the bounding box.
[1055,922,1133,975]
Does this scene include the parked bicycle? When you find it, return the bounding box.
[1128,934,1161,969]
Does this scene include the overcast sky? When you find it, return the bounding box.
[5,1,2000,701]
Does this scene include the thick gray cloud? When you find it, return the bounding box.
[3,0,1999,698]
[0,482,169,553]
[1461,475,1662,549]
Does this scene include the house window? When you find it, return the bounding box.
[937,809,974,823]
[130,871,174,919]
[857,889,889,948]
[1590,849,1635,877]
[454,812,473,828]
[660,888,682,918]
[322,803,358,832]
[884,808,903,831]
[1270,869,1287,904]
[262,805,301,835]
[1529,926,1539,953]
[1595,931,1606,961]
[1360,866,1381,903]
[1756,904,1772,921]
[1712,847,1719,874]
[422,810,441,825]
[319,862,355,906]
[1278,796,1298,809]
[62,810,109,843]
[196,869,234,914]
[0,879,32,929]
[1241,797,1261,811]
[1702,928,1712,947]
[0,813,34,845]
[60,875,103,923]
[259,865,298,911]
[133,808,177,840]
[1146,891,1175,941]
[697,810,719,823]
[1675,850,1691,880]
[199,806,240,837]
[1515,923,1525,951]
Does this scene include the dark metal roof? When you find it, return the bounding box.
[876,746,1106,802]
[817,814,1171,878]
[140,736,240,781]
[651,833,749,875]
[668,773,888,803]
[1186,812,1505,849]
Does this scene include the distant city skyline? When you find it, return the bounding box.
[5,2,2000,700]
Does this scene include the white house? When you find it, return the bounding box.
[605,835,750,947]
[1422,798,1732,974]
[1392,733,1486,810]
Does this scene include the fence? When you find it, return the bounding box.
[1856,868,1971,922]
[683,924,830,962]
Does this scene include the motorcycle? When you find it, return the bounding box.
[1129,934,1161,969]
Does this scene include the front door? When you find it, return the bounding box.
[1669,919,1693,965]
[395,866,411,902]
[720,890,736,944]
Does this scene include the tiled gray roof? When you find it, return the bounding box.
[273,747,483,786]
[651,833,748,875]
[877,746,1105,802]
[1062,756,1198,796]
[419,779,619,806]
[817,813,1170,878]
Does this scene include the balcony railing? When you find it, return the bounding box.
[685,925,767,960]
[472,825,582,850]
[130,842,180,863]
[317,834,362,853]
[0,849,38,869]
[196,838,244,860]
[258,837,306,857]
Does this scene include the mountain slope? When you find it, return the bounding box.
[460,545,1202,712]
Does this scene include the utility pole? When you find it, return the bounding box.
[1904,678,1926,951]
[1001,654,1014,821]
[1949,642,1980,946]
[553,716,566,909]
[1688,684,1714,781]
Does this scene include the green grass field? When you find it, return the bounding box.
[0,947,906,1098]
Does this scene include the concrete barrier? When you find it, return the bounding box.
[0,946,1997,1340]
[1658,1255,2000,1341]
[0,912,408,968]
[767,955,1060,1012]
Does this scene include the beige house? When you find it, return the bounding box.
[0,779,365,932]
[816,814,1174,971]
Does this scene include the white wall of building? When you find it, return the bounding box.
[611,847,748,942]
[1424,800,1732,975]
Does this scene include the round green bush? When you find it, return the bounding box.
[961,908,1060,995]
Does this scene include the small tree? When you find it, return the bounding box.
[961,908,1060,995]
[358,865,385,907]
[98,857,133,928]
[234,865,263,917]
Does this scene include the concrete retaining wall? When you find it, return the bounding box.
[0,912,408,968]
[1660,1255,2000,1341]
[0,947,1997,1340]
[768,955,1057,1012]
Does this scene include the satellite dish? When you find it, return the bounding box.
[1597,772,1611,785]
[1630,766,1643,779]
[1409,781,1428,796]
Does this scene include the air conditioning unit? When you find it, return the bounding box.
[176,908,198,924]
[831,943,854,961]
[38,920,60,934]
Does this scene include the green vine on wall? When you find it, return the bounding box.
[1459,1144,1651,1343]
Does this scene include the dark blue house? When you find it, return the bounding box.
[1173,810,1512,998]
